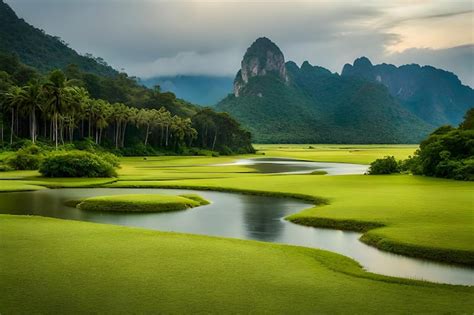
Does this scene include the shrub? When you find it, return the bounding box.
[39,150,118,177]
[74,138,98,151]
[98,152,120,168]
[399,110,474,181]
[0,163,12,172]
[368,156,400,175]
[7,144,43,170]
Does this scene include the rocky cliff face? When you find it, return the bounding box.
[234,37,288,96]
[342,57,474,125]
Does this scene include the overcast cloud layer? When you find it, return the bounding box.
[6,0,474,86]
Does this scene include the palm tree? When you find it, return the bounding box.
[63,86,88,142]
[42,70,78,149]
[19,81,43,143]
[92,99,111,144]
[136,108,159,146]
[2,86,23,144]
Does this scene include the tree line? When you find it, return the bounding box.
[0,54,254,154]
[1,70,196,150]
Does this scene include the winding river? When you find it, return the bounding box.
[0,159,472,286]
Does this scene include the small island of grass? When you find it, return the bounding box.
[77,194,210,213]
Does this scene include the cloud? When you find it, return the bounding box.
[5,0,473,87]
[129,50,242,78]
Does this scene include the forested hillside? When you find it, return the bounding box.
[0,1,254,154]
[0,0,117,77]
[217,38,432,143]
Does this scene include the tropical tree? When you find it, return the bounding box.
[2,86,23,144]
[19,81,43,143]
[42,70,79,148]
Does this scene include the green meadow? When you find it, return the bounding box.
[255,144,418,164]
[1,215,473,314]
[1,144,473,313]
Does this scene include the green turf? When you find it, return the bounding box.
[1,149,473,312]
[108,174,474,265]
[255,144,418,164]
[0,180,45,192]
[1,215,472,314]
[77,194,209,212]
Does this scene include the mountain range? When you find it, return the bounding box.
[1,0,472,144]
[216,37,473,143]
[342,57,473,126]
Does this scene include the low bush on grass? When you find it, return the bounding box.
[6,144,44,170]
[0,163,13,172]
[39,150,118,177]
[367,156,400,175]
[77,194,209,212]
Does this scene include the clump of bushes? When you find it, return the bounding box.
[368,108,474,181]
[367,156,400,175]
[6,144,44,170]
[39,150,118,177]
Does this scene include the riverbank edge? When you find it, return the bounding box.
[2,179,473,267]
[1,214,471,290]
[104,182,474,267]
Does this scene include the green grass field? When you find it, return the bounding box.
[78,193,209,212]
[255,144,418,164]
[1,215,473,314]
[0,145,473,313]
[109,173,474,265]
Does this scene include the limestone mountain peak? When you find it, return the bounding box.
[234,37,288,96]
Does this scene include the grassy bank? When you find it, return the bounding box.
[1,215,473,314]
[108,174,474,265]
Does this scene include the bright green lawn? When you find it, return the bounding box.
[0,181,45,192]
[1,215,473,314]
[109,174,474,265]
[78,194,209,212]
[255,144,418,164]
[1,148,473,312]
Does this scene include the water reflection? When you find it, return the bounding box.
[0,188,472,285]
[240,194,287,241]
[223,158,369,175]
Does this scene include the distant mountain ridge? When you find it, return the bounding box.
[0,0,118,77]
[217,37,437,143]
[342,57,474,126]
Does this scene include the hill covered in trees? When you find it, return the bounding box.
[0,54,254,155]
[0,0,117,77]
[342,57,474,126]
[0,1,254,155]
[217,37,433,143]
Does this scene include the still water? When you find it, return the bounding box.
[222,158,369,175]
[0,188,472,286]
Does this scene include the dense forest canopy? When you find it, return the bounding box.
[0,52,254,155]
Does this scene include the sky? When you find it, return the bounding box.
[5,0,474,86]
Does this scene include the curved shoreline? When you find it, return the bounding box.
[1,175,472,267]
[103,182,474,267]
